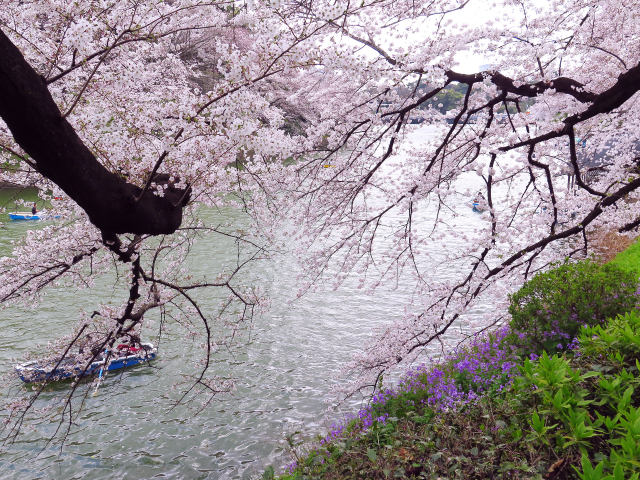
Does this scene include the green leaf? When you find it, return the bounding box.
[366,448,378,462]
[618,386,634,411]
[531,411,544,433]
[262,465,275,480]
[511,427,523,442]
[576,453,605,480]
[552,389,566,410]
[613,463,624,480]
[580,371,601,380]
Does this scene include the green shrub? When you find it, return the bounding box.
[508,260,637,355]
[511,311,640,479]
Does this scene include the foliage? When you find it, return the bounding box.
[507,260,638,355]
[515,313,640,478]
[276,310,640,479]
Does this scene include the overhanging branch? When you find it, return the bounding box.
[0,28,190,237]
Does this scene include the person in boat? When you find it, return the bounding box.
[117,335,142,354]
[76,335,108,363]
[472,191,487,212]
[31,202,37,215]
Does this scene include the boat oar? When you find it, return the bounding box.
[92,349,108,396]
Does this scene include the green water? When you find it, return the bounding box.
[0,190,422,480]
[0,186,39,212]
[0,127,490,479]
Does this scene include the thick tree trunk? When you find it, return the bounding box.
[0,29,188,236]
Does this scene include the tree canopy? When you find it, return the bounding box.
[0,0,639,432]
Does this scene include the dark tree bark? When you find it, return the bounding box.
[0,29,189,236]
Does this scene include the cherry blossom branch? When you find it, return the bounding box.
[0,28,189,236]
[0,246,100,303]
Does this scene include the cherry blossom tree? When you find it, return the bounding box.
[238,0,640,394]
[0,0,331,437]
[1,0,639,437]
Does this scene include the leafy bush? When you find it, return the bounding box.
[508,260,637,355]
[277,312,640,480]
[511,311,640,479]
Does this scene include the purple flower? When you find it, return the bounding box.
[376,414,389,424]
[309,325,528,449]
[567,337,580,350]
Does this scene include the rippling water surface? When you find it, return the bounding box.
[0,127,490,479]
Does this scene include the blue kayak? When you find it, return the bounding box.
[472,202,485,213]
[15,343,157,383]
[8,211,61,220]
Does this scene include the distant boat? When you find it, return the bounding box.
[472,202,485,213]
[471,192,487,213]
[15,343,157,383]
[8,211,61,221]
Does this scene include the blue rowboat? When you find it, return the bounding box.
[8,211,61,220]
[472,202,485,213]
[15,343,157,383]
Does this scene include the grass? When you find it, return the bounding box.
[608,237,640,279]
